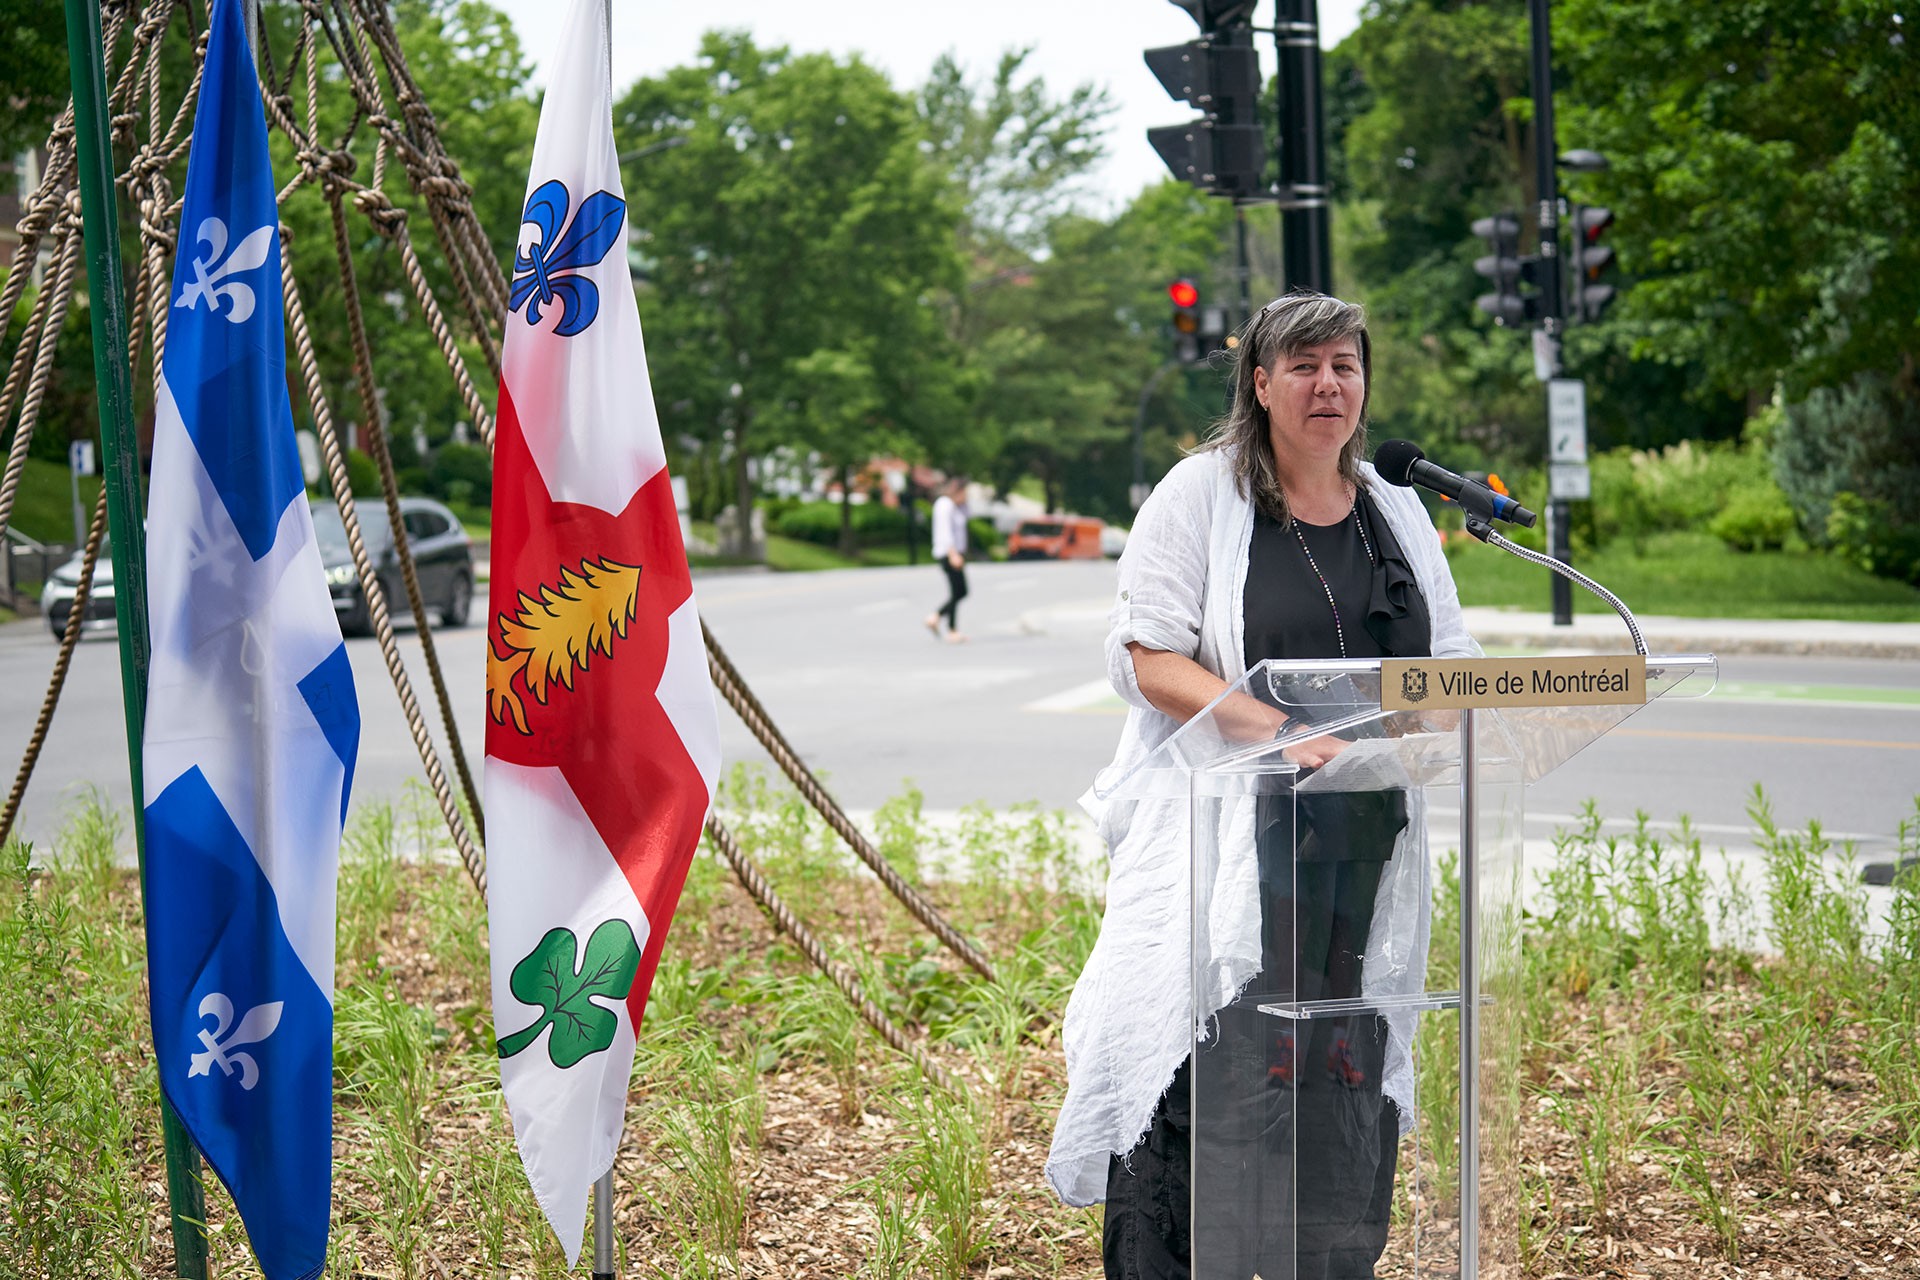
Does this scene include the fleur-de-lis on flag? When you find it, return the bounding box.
[509,179,626,337]
[174,216,275,323]
[188,992,285,1091]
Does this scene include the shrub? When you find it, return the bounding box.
[1773,373,1920,548]
[1708,482,1798,553]
[1577,439,1790,554]
[429,442,492,506]
[1827,492,1920,585]
[773,500,915,548]
[772,502,843,546]
[341,447,380,498]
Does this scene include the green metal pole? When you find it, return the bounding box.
[61,2,210,1275]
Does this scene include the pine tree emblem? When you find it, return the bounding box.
[488,557,643,734]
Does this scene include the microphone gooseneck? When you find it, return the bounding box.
[1371,439,1646,655]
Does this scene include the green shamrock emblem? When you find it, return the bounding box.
[496,920,642,1067]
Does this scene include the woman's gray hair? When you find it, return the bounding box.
[1202,291,1373,525]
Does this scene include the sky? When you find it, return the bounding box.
[492,0,1368,213]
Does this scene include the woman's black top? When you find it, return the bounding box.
[1244,488,1434,863]
[1244,489,1431,667]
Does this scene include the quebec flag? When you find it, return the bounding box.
[141,3,356,1276]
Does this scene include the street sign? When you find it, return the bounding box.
[1549,461,1591,500]
[69,440,96,475]
[1548,378,1587,463]
[295,430,321,486]
[1532,328,1561,382]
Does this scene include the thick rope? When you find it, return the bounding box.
[1,254,159,845]
[703,621,998,982]
[706,814,961,1093]
[0,488,111,848]
[0,228,84,544]
[0,123,75,367]
[360,196,497,451]
[280,226,487,894]
[3,4,1007,1113]
[324,192,486,840]
[346,0,510,362]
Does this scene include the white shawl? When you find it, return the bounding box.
[1044,448,1482,1207]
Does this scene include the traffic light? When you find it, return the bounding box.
[1146,13,1265,198]
[1169,278,1202,363]
[1569,204,1617,323]
[1167,0,1258,29]
[1471,213,1539,327]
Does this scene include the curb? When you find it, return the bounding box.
[1461,612,1920,662]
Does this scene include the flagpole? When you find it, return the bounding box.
[587,1,619,1271]
[61,1,211,1275]
[592,1170,616,1277]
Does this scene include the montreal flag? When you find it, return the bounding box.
[142,1,358,1276]
[484,0,721,1260]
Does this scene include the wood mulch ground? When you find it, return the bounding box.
[113,866,1919,1278]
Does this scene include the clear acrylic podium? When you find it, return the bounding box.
[1097,654,1717,1280]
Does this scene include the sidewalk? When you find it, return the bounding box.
[1460,607,1920,660]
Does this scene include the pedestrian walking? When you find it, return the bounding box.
[923,475,971,643]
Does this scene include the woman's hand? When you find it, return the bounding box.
[1282,733,1351,769]
[1126,644,1291,742]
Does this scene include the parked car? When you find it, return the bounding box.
[39,543,117,638]
[312,496,474,636]
[38,497,474,642]
[1006,514,1105,560]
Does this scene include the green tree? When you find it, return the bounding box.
[918,48,1113,259]
[1558,0,1918,404]
[615,34,963,549]
[1327,0,1746,467]
[0,5,69,157]
[267,0,535,469]
[917,53,1236,518]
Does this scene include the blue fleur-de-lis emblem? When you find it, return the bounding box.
[510,180,626,337]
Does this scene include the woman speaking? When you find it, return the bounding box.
[1046,293,1482,1280]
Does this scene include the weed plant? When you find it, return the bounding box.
[3,778,1917,1277]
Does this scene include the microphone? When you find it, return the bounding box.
[1373,440,1538,528]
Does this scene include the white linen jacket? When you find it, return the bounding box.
[1044,446,1483,1207]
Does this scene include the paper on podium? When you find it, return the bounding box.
[1290,730,1458,793]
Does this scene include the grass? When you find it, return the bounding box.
[1450,530,1920,621]
[688,521,930,573]
[440,498,492,541]
[3,457,104,546]
[2,775,1917,1277]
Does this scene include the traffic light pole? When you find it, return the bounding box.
[1235,208,1254,329]
[1273,0,1331,293]
[1528,0,1574,625]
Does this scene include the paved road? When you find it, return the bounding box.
[4,560,1917,870]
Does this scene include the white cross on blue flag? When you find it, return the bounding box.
[141,3,357,1276]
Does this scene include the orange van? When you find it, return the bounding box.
[1007,515,1105,560]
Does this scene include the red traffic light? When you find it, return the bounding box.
[1168,279,1199,308]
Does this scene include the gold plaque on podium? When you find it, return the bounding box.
[1381,654,1647,711]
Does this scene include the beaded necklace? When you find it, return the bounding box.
[1288,488,1378,659]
